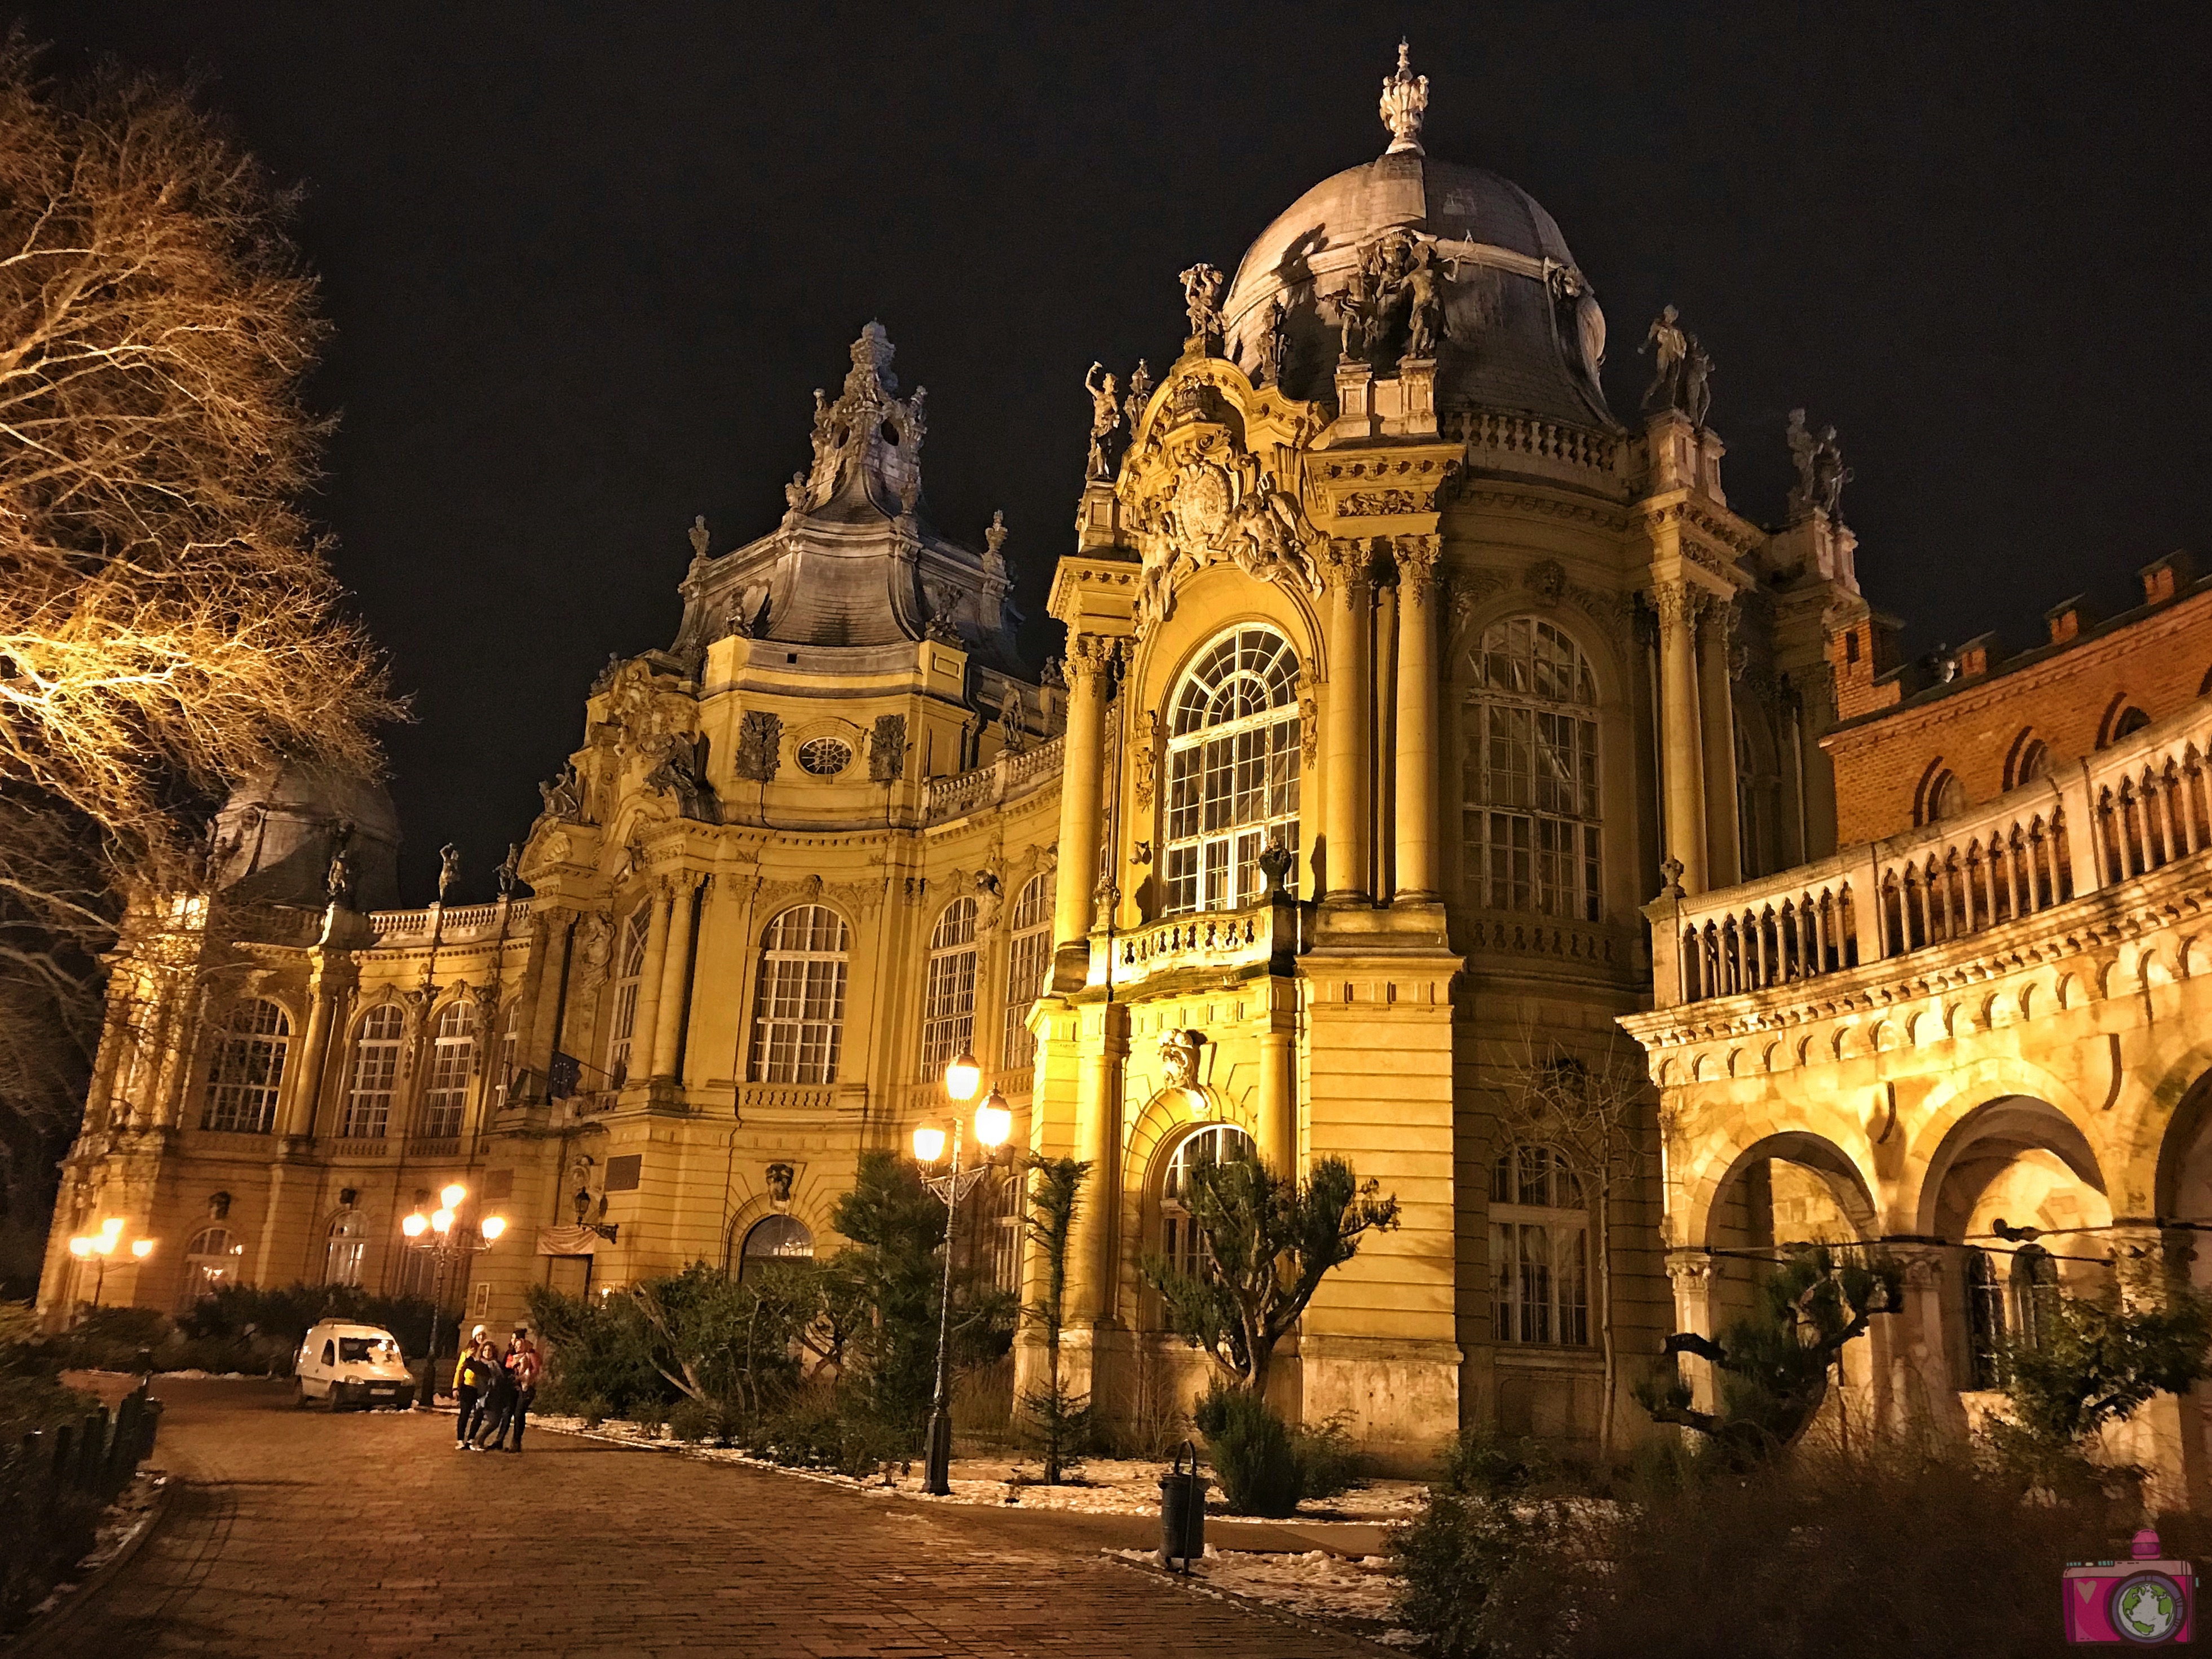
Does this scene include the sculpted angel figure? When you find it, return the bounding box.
[1226,488,1322,593]
[1084,361,1120,480]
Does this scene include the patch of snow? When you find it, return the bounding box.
[1108,1545,1411,1638]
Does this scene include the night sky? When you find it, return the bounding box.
[31,2,2212,904]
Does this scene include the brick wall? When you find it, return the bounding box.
[1824,558,2212,845]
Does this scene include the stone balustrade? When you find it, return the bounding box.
[1091,892,1311,991]
[366,896,532,946]
[922,735,1065,825]
[1653,697,2212,1008]
[1446,409,1624,490]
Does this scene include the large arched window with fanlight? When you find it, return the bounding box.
[1000,874,1053,1070]
[1164,625,1301,914]
[1463,616,1601,921]
[749,904,849,1084]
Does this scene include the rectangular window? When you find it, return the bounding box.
[919,947,978,1080]
[1489,1217,1590,1346]
[340,1026,401,1139]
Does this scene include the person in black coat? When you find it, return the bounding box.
[469,1347,519,1451]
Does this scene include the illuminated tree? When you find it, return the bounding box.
[0,36,398,1215]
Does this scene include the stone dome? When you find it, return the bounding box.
[207,763,401,911]
[1220,127,1614,429]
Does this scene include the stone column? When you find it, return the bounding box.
[522,907,573,1086]
[1392,535,1442,902]
[1699,598,1742,889]
[2107,1223,2207,1508]
[284,966,338,1140]
[1663,1248,1716,1410]
[1875,1243,1966,1440]
[626,881,673,1088]
[1321,539,1374,904]
[649,876,700,1082]
[1069,1000,1130,1326]
[1052,636,1112,967]
[1257,975,1298,1173]
[1652,583,1709,894]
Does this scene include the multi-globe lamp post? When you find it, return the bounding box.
[911,1045,1013,1497]
[67,1216,154,1314]
[400,1183,507,1405]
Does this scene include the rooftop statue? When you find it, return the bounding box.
[1256,295,1287,385]
[495,842,520,898]
[983,510,1009,583]
[1380,38,1428,155]
[1179,263,1225,352]
[1812,423,1852,519]
[1404,242,1442,360]
[438,841,461,902]
[688,513,710,562]
[1681,336,1714,428]
[1786,408,1817,516]
[1084,362,1120,479]
[1124,359,1153,435]
[1640,305,1688,412]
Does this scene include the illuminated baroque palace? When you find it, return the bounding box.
[40,49,2212,1485]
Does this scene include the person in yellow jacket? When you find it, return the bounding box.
[452,1326,494,1446]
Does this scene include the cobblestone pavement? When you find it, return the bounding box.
[56,1379,1370,1658]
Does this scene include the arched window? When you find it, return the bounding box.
[179,1225,241,1308]
[203,998,290,1134]
[1490,1144,1589,1345]
[750,904,849,1084]
[421,999,478,1139]
[2008,734,2051,791]
[1164,626,1302,914]
[1160,1123,1252,1278]
[1922,768,1967,823]
[920,897,979,1080]
[736,1215,815,1281]
[2112,705,2153,744]
[340,1005,405,1138]
[323,1210,366,1287]
[1964,1247,2007,1389]
[1001,874,1053,1071]
[1464,617,1601,921]
[2011,1244,2061,1353]
[606,905,651,1087]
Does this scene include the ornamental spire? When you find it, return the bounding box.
[1380,38,1428,155]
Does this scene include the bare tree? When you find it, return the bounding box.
[0,36,399,1238]
[1495,1024,1650,1466]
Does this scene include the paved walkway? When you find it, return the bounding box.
[54,1379,1372,1657]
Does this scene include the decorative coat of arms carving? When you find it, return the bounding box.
[1132,436,1323,632]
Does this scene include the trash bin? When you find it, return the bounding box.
[1159,1440,1207,1572]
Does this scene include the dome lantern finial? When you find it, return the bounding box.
[1380,37,1428,155]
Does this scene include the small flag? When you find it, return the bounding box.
[548,1052,581,1100]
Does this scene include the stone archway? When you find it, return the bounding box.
[1678,1131,1882,1433]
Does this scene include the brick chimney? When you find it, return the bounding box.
[1953,631,2001,680]
[2139,551,2195,607]
[2045,596,2098,645]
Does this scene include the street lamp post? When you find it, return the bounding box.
[911,1047,1013,1496]
[399,1183,507,1407]
[67,1217,156,1318]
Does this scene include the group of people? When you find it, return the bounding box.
[452,1324,539,1453]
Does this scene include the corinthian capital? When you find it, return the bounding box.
[1649,580,1707,632]
[1064,632,1117,685]
[1320,537,1376,594]
[1392,533,1442,600]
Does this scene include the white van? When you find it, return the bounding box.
[294,1320,417,1410]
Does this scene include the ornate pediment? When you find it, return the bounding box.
[1115,361,1326,633]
